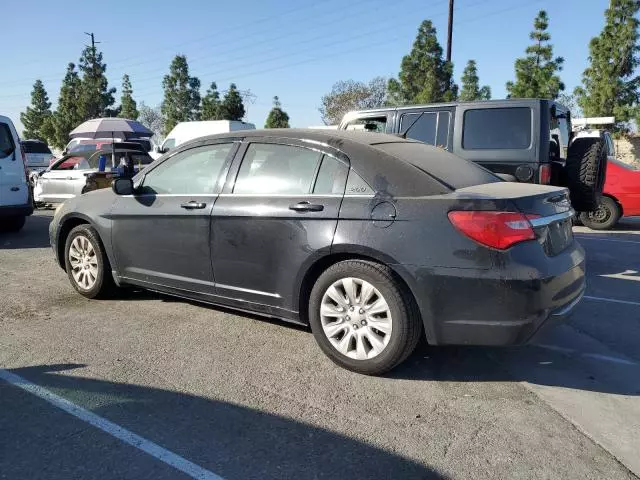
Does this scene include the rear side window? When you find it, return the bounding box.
[463,108,532,150]
[234,143,322,195]
[22,141,51,154]
[0,123,16,159]
[373,142,500,189]
[313,156,348,194]
[401,111,451,149]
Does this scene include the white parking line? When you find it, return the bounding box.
[583,295,640,307]
[575,236,640,244]
[600,270,640,282]
[0,369,223,480]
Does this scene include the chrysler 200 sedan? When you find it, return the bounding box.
[49,129,586,375]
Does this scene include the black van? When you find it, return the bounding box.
[339,99,606,211]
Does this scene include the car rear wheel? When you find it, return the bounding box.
[64,225,115,298]
[579,196,621,230]
[308,260,421,375]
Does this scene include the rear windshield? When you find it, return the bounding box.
[463,107,532,150]
[22,141,51,154]
[373,142,501,189]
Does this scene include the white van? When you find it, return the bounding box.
[0,115,32,232]
[156,120,255,156]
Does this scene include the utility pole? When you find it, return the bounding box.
[446,0,454,62]
[84,32,100,78]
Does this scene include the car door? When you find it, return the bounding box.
[110,141,238,296]
[211,140,348,317]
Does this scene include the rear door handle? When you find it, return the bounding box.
[180,201,207,210]
[289,201,324,212]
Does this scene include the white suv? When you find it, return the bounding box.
[0,115,33,232]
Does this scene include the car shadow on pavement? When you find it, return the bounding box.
[0,214,52,249]
[1,364,447,480]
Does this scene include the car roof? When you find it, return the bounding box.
[199,128,421,147]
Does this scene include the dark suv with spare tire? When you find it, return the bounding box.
[340,99,607,212]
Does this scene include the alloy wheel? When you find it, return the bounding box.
[68,235,99,290]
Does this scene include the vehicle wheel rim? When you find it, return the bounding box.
[589,204,610,223]
[320,277,392,360]
[68,235,99,290]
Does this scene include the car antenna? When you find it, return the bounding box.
[396,111,424,139]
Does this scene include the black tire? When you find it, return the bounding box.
[579,196,621,230]
[565,137,607,212]
[308,260,422,375]
[0,216,26,233]
[64,225,116,299]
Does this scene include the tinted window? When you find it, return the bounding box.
[606,135,615,156]
[373,142,500,189]
[22,141,51,154]
[401,113,437,145]
[313,156,348,194]
[142,144,233,195]
[463,108,532,150]
[234,143,321,195]
[436,112,451,148]
[345,169,374,195]
[344,116,387,133]
[131,153,154,165]
[0,123,16,158]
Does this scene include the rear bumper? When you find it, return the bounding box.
[0,203,33,217]
[403,241,586,346]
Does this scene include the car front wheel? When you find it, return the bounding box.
[308,260,421,375]
[64,225,115,298]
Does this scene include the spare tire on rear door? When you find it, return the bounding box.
[565,136,607,212]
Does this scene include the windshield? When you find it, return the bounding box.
[610,158,640,171]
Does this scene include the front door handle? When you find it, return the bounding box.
[289,201,324,212]
[180,201,207,210]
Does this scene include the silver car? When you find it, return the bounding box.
[34,146,153,204]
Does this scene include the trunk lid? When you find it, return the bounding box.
[453,182,574,255]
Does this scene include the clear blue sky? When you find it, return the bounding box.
[1,0,611,133]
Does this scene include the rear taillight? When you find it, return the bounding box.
[539,164,551,184]
[448,211,540,250]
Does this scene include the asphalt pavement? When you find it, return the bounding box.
[0,210,638,480]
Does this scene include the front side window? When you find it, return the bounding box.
[463,108,532,150]
[162,138,176,151]
[141,143,233,195]
[344,116,387,133]
[0,123,16,158]
[233,143,322,195]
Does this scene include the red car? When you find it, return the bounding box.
[580,158,640,229]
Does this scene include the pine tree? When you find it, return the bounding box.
[118,74,138,120]
[506,10,564,99]
[219,83,245,121]
[47,63,83,149]
[201,82,223,120]
[459,60,491,101]
[574,0,640,128]
[161,55,201,135]
[20,80,52,140]
[78,44,116,119]
[265,96,290,128]
[388,20,457,104]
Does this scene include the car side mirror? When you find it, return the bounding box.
[155,146,166,154]
[112,177,134,195]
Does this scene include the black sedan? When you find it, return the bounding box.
[49,130,585,375]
